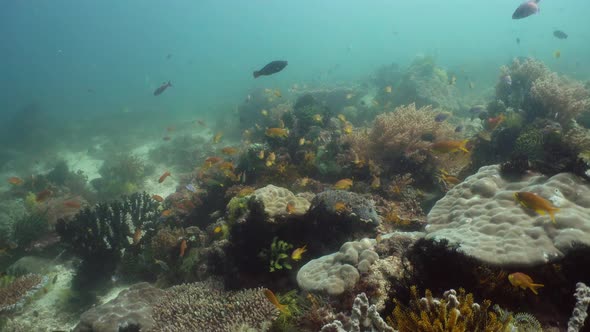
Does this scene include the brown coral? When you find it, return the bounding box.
[530,72,590,127]
[370,104,456,164]
[0,273,47,313]
[150,227,186,261]
[152,281,280,332]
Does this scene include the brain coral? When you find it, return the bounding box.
[426,165,590,266]
[249,184,311,222]
[297,238,379,295]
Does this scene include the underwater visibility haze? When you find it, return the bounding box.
[1,0,590,331]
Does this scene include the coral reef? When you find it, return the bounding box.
[426,164,590,266]
[388,287,508,332]
[11,211,48,248]
[74,282,165,332]
[0,273,48,313]
[151,281,280,332]
[309,190,381,226]
[297,238,378,295]
[568,282,590,332]
[248,184,311,222]
[321,292,395,332]
[0,200,26,247]
[90,155,153,199]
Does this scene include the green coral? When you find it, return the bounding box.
[514,127,545,159]
[269,237,293,272]
[227,196,249,223]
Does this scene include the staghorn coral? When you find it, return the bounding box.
[495,57,548,112]
[530,72,590,128]
[151,281,280,332]
[568,282,590,332]
[388,286,508,332]
[0,273,47,313]
[321,292,395,332]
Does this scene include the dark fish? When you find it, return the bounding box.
[153,81,172,96]
[253,60,288,78]
[435,113,450,122]
[469,105,485,120]
[516,38,521,45]
[455,125,464,133]
[166,53,173,59]
[553,30,568,39]
[512,0,540,19]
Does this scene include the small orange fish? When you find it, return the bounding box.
[514,191,559,224]
[508,272,544,295]
[7,177,24,186]
[133,227,142,245]
[257,150,265,160]
[221,147,238,155]
[263,289,289,314]
[291,245,307,261]
[265,128,289,138]
[158,171,171,183]
[334,178,353,190]
[430,139,469,153]
[486,114,505,131]
[63,200,81,209]
[205,156,223,166]
[179,239,188,257]
[286,202,296,214]
[36,189,52,202]
[152,194,164,202]
[334,201,347,212]
[213,132,223,143]
[161,209,172,217]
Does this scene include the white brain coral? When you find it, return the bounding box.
[251,185,311,222]
[426,165,590,266]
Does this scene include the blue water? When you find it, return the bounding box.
[1,0,588,140]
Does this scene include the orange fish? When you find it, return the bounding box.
[486,114,505,131]
[265,128,289,138]
[214,226,223,234]
[334,201,348,212]
[334,178,353,190]
[179,239,188,257]
[63,200,81,209]
[514,191,559,224]
[263,289,289,314]
[286,202,296,214]
[221,147,238,155]
[508,272,544,295]
[36,189,52,202]
[430,139,469,153]
[152,194,164,202]
[133,227,142,245]
[158,171,171,183]
[161,209,172,217]
[205,156,222,167]
[7,177,24,186]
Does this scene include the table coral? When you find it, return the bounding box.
[426,164,590,266]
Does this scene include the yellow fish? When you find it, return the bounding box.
[313,114,323,122]
[299,138,306,146]
[384,86,392,93]
[265,152,276,167]
[214,226,222,233]
[333,201,347,212]
[430,139,469,153]
[514,191,559,224]
[343,122,353,135]
[334,178,353,190]
[274,89,282,98]
[213,132,223,143]
[337,114,347,123]
[260,109,269,116]
[265,128,289,138]
[291,245,307,261]
[257,150,265,160]
[508,272,544,295]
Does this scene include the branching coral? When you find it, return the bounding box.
[568,282,590,332]
[388,286,508,332]
[268,237,293,272]
[321,292,395,332]
[530,72,590,127]
[0,273,47,313]
[151,281,280,332]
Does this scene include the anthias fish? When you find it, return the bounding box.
[514,191,559,223]
[508,272,544,295]
[553,30,568,39]
[253,60,288,78]
[430,140,469,153]
[512,0,540,20]
[153,81,172,96]
[158,171,171,183]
